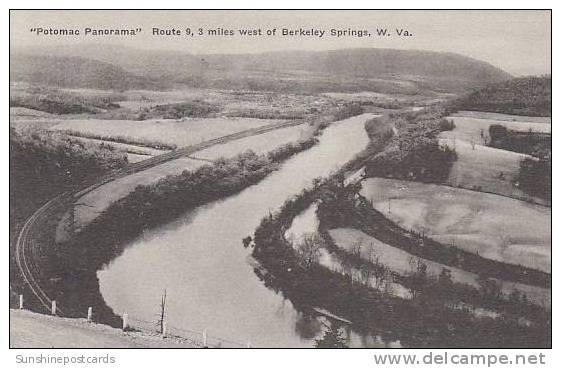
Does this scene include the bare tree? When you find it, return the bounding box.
[158,289,167,334]
[350,238,363,258]
[408,257,428,299]
[297,233,323,269]
[377,260,392,290]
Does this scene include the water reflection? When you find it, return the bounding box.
[98,114,383,347]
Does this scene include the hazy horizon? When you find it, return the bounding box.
[10,10,551,76]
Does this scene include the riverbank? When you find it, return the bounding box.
[95,113,378,347]
[42,111,367,330]
[249,107,550,347]
[250,178,551,348]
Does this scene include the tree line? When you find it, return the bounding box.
[9,127,128,308]
[488,124,551,201]
[249,177,550,348]
[364,107,457,183]
[453,76,551,117]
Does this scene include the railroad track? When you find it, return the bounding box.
[14,119,307,315]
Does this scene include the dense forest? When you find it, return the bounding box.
[488,124,551,201]
[9,128,128,305]
[10,128,128,240]
[139,101,221,119]
[489,124,551,156]
[455,76,551,117]
[364,107,457,183]
[10,85,125,114]
[248,106,550,346]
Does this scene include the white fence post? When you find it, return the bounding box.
[51,300,56,315]
[162,321,167,338]
[202,329,207,348]
[87,307,93,322]
[122,313,129,331]
[19,295,23,310]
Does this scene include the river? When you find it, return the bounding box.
[97,113,391,347]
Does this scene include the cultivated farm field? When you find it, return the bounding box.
[440,116,551,146]
[437,112,551,204]
[453,110,551,124]
[49,117,277,149]
[360,178,551,273]
[438,138,547,204]
[56,123,315,234]
[193,124,312,160]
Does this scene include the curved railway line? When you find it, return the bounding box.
[14,119,307,316]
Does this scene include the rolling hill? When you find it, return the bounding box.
[454,76,551,116]
[11,45,511,94]
[10,54,160,91]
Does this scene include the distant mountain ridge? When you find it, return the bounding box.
[10,54,160,90]
[10,45,512,93]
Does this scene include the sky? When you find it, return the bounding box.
[10,10,551,76]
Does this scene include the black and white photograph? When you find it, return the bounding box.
[7,7,552,356]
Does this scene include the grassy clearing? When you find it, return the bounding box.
[58,129,177,150]
[360,178,551,273]
[57,123,316,235]
[49,117,276,148]
[65,136,168,163]
[438,113,551,204]
[10,107,54,118]
[440,116,551,147]
[252,179,550,348]
[454,110,551,124]
[438,138,547,204]
[194,124,312,160]
[328,228,550,307]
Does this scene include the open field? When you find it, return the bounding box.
[60,124,309,164]
[194,124,312,160]
[55,123,314,237]
[9,116,66,130]
[283,205,413,300]
[438,138,547,204]
[49,117,276,148]
[438,112,551,204]
[9,107,54,119]
[55,157,207,241]
[328,228,551,307]
[360,178,551,273]
[453,110,551,124]
[441,116,551,146]
[66,136,168,157]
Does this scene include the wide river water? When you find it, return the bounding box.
[98,113,393,347]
